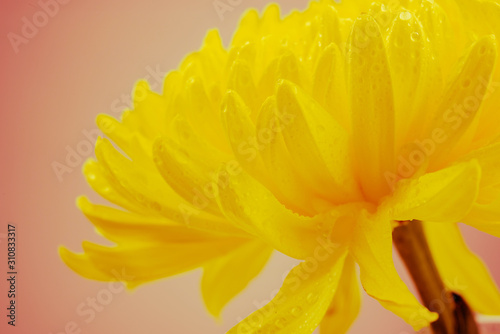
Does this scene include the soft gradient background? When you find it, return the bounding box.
[1,0,499,333]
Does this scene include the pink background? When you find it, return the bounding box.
[0,0,499,333]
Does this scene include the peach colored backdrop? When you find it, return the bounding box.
[1,0,499,333]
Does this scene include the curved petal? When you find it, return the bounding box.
[383,160,481,223]
[201,240,273,318]
[348,15,395,202]
[227,248,348,334]
[422,35,497,168]
[215,165,361,260]
[350,210,438,330]
[463,193,500,238]
[153,136,222,216]
[320,255,361,334]
[95,137,222,220]
[59,237,247,289]
[459,141,500,190]
[276,80,361,204]
[387,10,442,149]
[77,196,247,243]
[255,96,318,216]
[423,222,500,315]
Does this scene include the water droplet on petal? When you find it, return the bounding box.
[306,292,317,303]
[291,306,302,317]
[275,318,286,329]
[399,12,412,20]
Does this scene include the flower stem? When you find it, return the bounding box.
[392,220,479,334]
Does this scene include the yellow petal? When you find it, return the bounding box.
[230,9,260,47]
[423,35,497,169]
[276,80,361,204]
[463,219,500,238]
[60,237,247,289]
[181,76,229,152]
[77,196,246,243]
[423,222,500,315]
[350,210,438,330]
[221,90,269,184]
[458,141,500,189]
[227,60,259,113]
[153,136,222,216]
[387,11,442,148]
[201,240,273,318]
[312,43,349,129]
[416,0,457,79]
[127,80,168,140]
[83,159,146,214]
[348,15,395,202]
[215,166,356,259]
[227,248,348,334]
[59,246,116,282]
[463,194,500,238]
[320,255,361,334]
[384,160,481,223]
[94,137,185,215]
[255,96,318,216]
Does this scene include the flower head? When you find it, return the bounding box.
[61,0,500,332]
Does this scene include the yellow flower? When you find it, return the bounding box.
[60,0,500,333]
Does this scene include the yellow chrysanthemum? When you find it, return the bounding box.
[60,0,500,333]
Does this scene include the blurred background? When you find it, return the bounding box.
[1,0,499,333]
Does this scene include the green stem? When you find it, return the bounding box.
[392,220,479,334]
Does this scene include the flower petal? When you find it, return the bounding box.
[215,166,356,259]
[221,90,270,185]
[201,240,273,318]
[255,96,319,216]
[312,43,349,129]
[384,160,481,223]
[459,141,500,190]
[463,194,500,238]
[423,35,497,168]
[350,210,438,330]
[320,255,361,334]
[153,136,222,216]
[387,10,442,149]
[276,80,361,204]
[423,222,500,315]
[60,237,247,289]
[348,15,395,202]
[227,248,348,334]
[77,196,247,243]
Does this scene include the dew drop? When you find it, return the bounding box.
[275,318,286,329]
[399,12,412,21]
[306,292,318,303]
[410,31,420,42]
[291,307,302,318]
